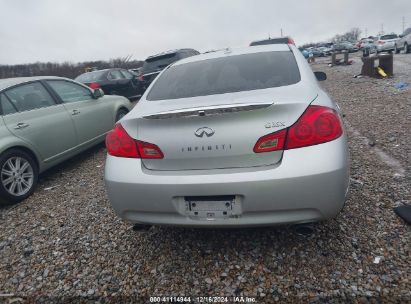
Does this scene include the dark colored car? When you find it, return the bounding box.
[75,68,143,101]
[250,36,295,46]
[138,49,200,90]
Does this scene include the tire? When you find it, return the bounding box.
[0,149,38,205]
[405,43,410,54]
[394,44,400,54]
[115,108,128,122]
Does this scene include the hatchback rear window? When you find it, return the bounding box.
[147,51,300,100]
[142,53,177,74]
[381,34,398,40]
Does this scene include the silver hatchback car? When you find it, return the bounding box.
[105,44,349,227]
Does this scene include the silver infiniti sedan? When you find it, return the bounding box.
[0,76,131,204]
[105,44,349,227]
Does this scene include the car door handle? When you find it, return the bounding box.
[14,122,30,130]
[72,109,81,116]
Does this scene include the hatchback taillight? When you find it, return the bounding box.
[106,124,163,159]
[138,74,144,81]
[378,40,385,44]
[254,105,343,152]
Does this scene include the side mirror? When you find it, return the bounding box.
[399,34,404,38]
[314,71,327,81]
[92,88,105,99]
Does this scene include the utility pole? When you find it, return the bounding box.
[381,23,384,35]
[402,16,406,33]
[365,28,368,37]
[280,28,283,37]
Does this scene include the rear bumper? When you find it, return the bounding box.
[377,44,395,51]
[105,136,349,227]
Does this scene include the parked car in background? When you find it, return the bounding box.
[375,34,399,53]
[361,40,377,54]
[250,36,295,46]
[332,42,355,52]
[318,46,332,56]
[105,44,349,228]
[299,48,310,59]
[0,77,131,204]
[308,48,326,57]
[75,68,143,101]
[129,67,142,76]
[138,49,200,91]
[395,28,411,54]
[358,38,374,49]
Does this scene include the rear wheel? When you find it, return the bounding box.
[405,43,410,54]
[115,108,128,122]
[0,149,38,205]
[394,44,400,54]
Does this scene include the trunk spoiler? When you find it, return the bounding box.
[142,101,274,119]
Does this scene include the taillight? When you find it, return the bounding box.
[254,129,286,153]
[287,37,295,45]
[285,105,342,149]
[89,82,101,89]
[138,74,144,81]
[378,40,385,44]
[254,105,343,153]
[105,124,163,159]
[137,141,164,159]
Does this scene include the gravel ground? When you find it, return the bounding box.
[0,53,410,303]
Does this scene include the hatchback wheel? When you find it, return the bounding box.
[0,149,38,205]
[405,43,410,54]
[394,44,400,54]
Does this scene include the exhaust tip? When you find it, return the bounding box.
[294,224,314,236]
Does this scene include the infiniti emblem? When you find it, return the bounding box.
[194,127,215,138]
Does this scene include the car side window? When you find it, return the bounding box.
[4,82,55,112]
[47,80,93,103]
[119,70,133,79]
[108,70,125,80]
[0,93,17,115]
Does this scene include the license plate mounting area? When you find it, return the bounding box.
[184,195,236,220]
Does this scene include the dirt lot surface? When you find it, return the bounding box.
[1,53,410,303]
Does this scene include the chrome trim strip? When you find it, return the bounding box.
[142,101,274,119]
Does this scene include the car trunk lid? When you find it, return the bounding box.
[122,84,317,171]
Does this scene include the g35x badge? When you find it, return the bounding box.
[265,122,286,128]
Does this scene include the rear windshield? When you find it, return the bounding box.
[75,70,106,83]
[147,51,300,101]
[142,53,178,74]
[381,34,398,40]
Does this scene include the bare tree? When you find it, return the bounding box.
[0,58,143,79]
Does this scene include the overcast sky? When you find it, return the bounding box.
[0,0,409,64]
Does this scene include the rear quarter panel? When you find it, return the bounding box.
[0,116,42,169]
